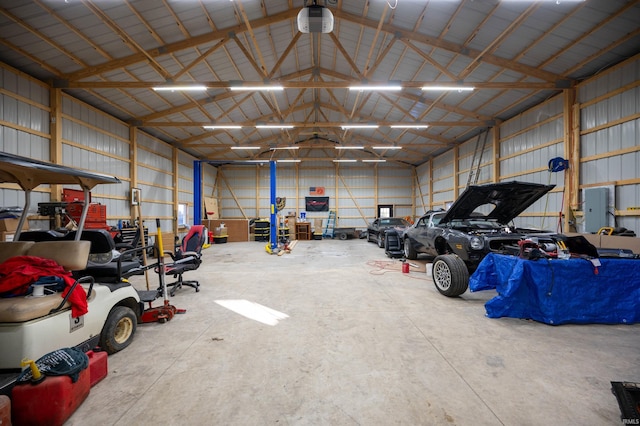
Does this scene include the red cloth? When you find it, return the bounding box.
[0,256,88,317]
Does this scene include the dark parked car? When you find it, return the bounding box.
[402,181,556,297]
[367,217,411,248]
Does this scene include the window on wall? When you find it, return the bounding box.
[178,204,188,226]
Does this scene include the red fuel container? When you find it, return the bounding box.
[0,395,11,426]
[87,350,108,387]
[11,367,90,426]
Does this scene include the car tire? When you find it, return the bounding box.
[338,232,347,240]
[366,231,372,243]
[432,254,469,297]
[404,238,417,260]
[100,306,137,354]
[377,233,384,248]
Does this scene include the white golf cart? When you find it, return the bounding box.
[0,152,151,393]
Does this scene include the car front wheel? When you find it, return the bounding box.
[100,306,137,354]
[377,232,385,248]
[432,254,469,297]
[404,238,417,260]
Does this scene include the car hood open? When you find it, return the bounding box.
[440,181,555,225]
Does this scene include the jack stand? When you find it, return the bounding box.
[140,219,186,323]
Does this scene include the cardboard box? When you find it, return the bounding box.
[0,232,15,242]
[0,219,19,232]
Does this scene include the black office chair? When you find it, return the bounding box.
[161,225,206,296]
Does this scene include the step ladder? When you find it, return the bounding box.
[323,210,336,238]
[466,130,489,188]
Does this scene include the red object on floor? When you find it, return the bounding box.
[0,395,10,426]
[11,367,90,426]
[402,262,409,273]
[87,350,108,387]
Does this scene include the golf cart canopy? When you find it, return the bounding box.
[0,152,120,190]
[0,152,121,239]
[440,181,555,225]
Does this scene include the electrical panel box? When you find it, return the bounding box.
[584,187,608,233]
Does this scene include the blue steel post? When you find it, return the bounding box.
[193,160,202,225]
[270,160,278,250]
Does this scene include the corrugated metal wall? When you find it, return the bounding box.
[578,56,640,234]
[0,62,214,240]
[0,64,50,216]
[61,94,131,222]
[216,162,414,230]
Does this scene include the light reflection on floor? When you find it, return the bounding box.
[215,299,289,326]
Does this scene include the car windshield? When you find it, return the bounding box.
[379,218,409,226]
[431,213,445,225]
[449,217,504,229]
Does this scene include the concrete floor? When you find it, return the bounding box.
[66,238,639,426]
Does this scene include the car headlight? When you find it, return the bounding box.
[469,236,484,250]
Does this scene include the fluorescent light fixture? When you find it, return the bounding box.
[203,125,243,129]
[230,86,284,91]
[349,85,402,91]
[256,125,295,129]
[152,85,207,91]
[390,125,429,129]
[335,146,364,150]
[372,146,402,150]
[277,159,301,163]
[340,124,379,130]
[231,146,260,150]
[270,146,300,150]
[422,86,475,91]
[362,159,387,163]
[333,159,357,163]
[245,160,268,164]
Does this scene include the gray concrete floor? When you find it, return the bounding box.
[67,239,638,426]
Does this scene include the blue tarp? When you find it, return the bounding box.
[469,253,640,325]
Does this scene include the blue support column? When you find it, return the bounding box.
[269,160,278,250]
[193,160,202,225]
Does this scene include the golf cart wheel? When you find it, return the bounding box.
[100,306,137,354]
[338,232,347,241]
[377,233,384,248]
[404,238,417,260]
[432,254,469,297]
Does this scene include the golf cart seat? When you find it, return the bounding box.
[161,225,205,296]
[70,229,149,283]
[0,240,92,323]
[20,229,147,283]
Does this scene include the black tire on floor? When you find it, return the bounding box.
[338,232,348,240]
[377,233,384,248]
[366,231,372,242]
[100,306,137,354]
[432,254,469,297]
[404,238,417,260]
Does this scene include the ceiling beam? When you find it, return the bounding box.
[333,9,567,83]
[58,80,563,90]
[140,120,488,127]
[65,8,299,81]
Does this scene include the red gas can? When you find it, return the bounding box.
[11,367,90,426]
[0,395,11,426]
[87,350,108,387]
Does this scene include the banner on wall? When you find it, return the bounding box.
[309,186,325,195]
[305,197,329,212]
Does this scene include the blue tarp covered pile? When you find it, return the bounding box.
[469,253,640,325]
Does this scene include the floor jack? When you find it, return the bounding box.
[140,219,186,323]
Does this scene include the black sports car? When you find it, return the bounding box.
[402,181,556,297]
[366,217,411,248]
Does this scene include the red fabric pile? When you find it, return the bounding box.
[0,256,88,317]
